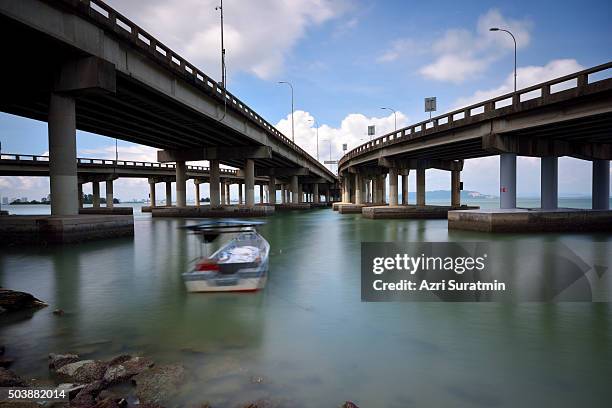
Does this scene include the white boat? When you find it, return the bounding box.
[181,220,270,293]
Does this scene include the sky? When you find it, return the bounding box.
[1,0,611,201]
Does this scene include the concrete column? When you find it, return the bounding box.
[592,159,610,210]
[451,170,461,208]
[402,173,409,205]
[416,168,426,207]
[314,183,319,203]
[375,175,383,204]
[268,178,276,204]
[291,175,299,204]
[325,185,330,203]
[389,168,398,206]
[381,174,387,204]
[149,181,156,207]
[210,160,220,207]
[165,181,172,206]
[238,183,243,205]
[245,159,255,207]
[105,179,114,208]
[92,182,100,208]
[355,173,363,205]
[500,153,517,209]
[281,184,286,204]
[78,183,83,208]
[48,93,78,216]
[175,161,186,207]
[194,181,200,207]
[298,183,303,203]
[365,179,370,203]
[541,157,558,210]
[226,182,231,205]
[259,184,264,204]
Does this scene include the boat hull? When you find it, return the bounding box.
[183,275,267,293]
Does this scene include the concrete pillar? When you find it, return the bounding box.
[592,159,610,210]
[281,184,286,204]
[175,161,186,207]
[416,168,425,207]
[149,181,156,207]
[238,183,243,205]
[314,183,319,203]
[259,184,264,204]
[451,170,461,208]
[210,160,220,207]
[365,179,370,203]
[226,182,231,205]
[268,178,276,204]
[541,157,558,210]
[298,183,303,203]
[78,183,83,208]
[500,153,517,209]
[402,173,409,205]
[105,179,114,208]
[375,175,383,204]
[381,174,386,204]
[355,173,363,205]
[389,168,398,206]
[194,181,200,207]
[92,182,100,208]
[165,181,172,206]
[48,93,78,216]
[245,159,255,207]
[325,185,330,203]
[291,175,299,204]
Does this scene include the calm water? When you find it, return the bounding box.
[1,199,612,407]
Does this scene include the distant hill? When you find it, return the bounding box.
[401,190,497,200]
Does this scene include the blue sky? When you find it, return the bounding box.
[1,0,611,201]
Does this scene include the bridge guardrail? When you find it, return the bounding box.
[338,62,612,169]
[51,0,334,179]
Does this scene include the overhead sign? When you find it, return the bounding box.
[324,160,338,164]
[425,97,437,112]
[367,125,375,136]
[342,143,348,151]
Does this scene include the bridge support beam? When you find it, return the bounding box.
[226,182,231,205]
[78,183,83,208]
[298,183,304,203]
[355,174,363,205]
[451,170,461,207]
[500,153,517,209]
[245,159,255,208]
[92,182,100,208]
[381,174,387,204]
[209,160,220,207]
[105,179,114,208]
[175,161,186,207]
[416,168,426,207]
[194,180,200,207]
[149,180,156,207]
[259,184,264,204]
[48,93,78,216]
[291,175,299,204]
[402,173,409,205]
[165,181,172,206]
[238,183,243,205]
[313,183,319,203]
[268,178,276,204]
[593,159,610,210]
[389,168,398,206]
[541,157,558,210]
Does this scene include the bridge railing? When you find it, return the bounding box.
[0,154,239,175]
[62,0,333,178]
[339,61,612,168]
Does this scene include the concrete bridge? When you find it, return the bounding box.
[0,0,338,242]
[336,62,612,232]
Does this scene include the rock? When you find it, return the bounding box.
[341,402,360,408]
[93,398,121,408]
[107,354,132,366]
[56,383,87,400]
[56,360,108,383]
[0,368,29,387]
[53,309,65,316]
[104,356,154,384]
[71,380,106,408]
[0,289,47,312]
[0,402,41,407]
[0,358,14,368]
[49,353,80,370]
[132,364,185,405]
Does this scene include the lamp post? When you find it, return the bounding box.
[308,118,319,160]
[278,81,294,142]
[380,107,397,131]
[489,27,517,92]
[215,0,226,88]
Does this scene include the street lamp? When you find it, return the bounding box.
[380,107,397,131]
[215,0,226,89]
[278,81,294,142]
[308,118,319,161]
[489,27,517,92]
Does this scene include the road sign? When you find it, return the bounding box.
[324,160,338,164]
[425,97,437,112]
[367,125,375,136]
[342,143,348,151]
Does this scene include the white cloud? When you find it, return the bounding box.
[452,59,584,108]
[105,0,346,80]
[377,38,422,63]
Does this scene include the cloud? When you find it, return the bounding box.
[105,0,346,80]
[379,9,532,83]
[452,59,584,108]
